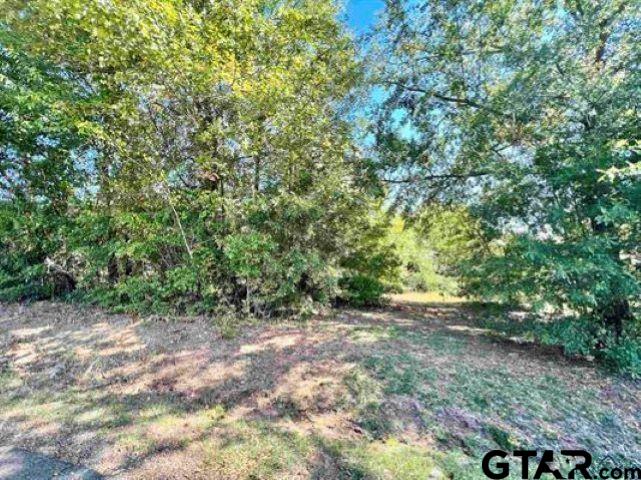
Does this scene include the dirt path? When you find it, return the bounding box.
[1,300,639,479]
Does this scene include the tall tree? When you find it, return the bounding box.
[373,0,641,334]
[1,0,382,313]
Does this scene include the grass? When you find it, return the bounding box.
[326,438,440,480]
[387,291,465,304]
[1,299,640,478]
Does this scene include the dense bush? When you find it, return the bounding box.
[337,207,402,306]
[474,308,641,377]
[0,204,62,301]
[0,195,396,316]
[524,315,641,378]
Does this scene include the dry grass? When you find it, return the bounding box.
[387,291,466,305]
[1,299,639,479]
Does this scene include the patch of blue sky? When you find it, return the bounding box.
[343,0,384,35]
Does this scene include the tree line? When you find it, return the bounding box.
[1,0,640,371]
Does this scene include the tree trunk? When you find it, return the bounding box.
[254,157,260,196]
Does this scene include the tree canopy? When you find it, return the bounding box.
[371,0,641,336]
[0,0,396,315]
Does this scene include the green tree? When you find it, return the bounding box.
[1,0,386,314]
[0,25,94,299]
[417,205,485,286]
[372,0,641,335]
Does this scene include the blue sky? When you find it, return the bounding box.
[345,0,384,34]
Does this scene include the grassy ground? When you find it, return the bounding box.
[1,296,640,479]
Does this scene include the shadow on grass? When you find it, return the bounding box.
[1,301,640,477]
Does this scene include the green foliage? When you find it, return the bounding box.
[534,318,641,378]
[604,338,641,378]
[418,206,486,281]
[338,206,402,305]
[373,0,641,359]
[338,210,460,304]
[475,309,641,378]
[386,216,456,293]
[339,274,387,307]
[224,233,276,281]
[0,0,392,315]
[535,317,599,357]
[0,203,71,301]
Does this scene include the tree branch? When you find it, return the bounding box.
[382,171,491,183]
[386,82,508,118]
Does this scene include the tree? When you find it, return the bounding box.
[372,0,641,335]
[1,0,385,314]
[0,24,95,299]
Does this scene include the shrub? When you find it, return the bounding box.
[339,274,386,307]
[602,338,641,378]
